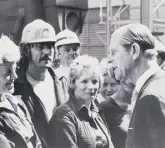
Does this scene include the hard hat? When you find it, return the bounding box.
[21,19,56,43]
[55,29,80,47]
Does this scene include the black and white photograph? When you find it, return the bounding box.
[0,0,165,148]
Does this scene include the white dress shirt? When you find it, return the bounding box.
[135,66,160,93]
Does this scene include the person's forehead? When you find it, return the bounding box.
[104,75,118,83]
[78,69,99,79]
[0,61,16,70]
[109,31,123,50]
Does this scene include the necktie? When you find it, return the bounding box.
[120,89,139,131]
[131,89,139,110]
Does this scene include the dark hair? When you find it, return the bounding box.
[120,24,155,52]
[17,43,32,73]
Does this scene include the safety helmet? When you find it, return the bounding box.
[55,29,80,47]
[21,19,56,43]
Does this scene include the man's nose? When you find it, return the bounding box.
[107,53,113,64]
[43,47,52,55]
[11,70,18,80]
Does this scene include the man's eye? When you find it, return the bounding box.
[47,45,55,49]
[92,79,98,84]
[37,44,44,49]
[103,83,108,87]
[73,47,79,52]
[65,48,70,53]
[82,80,88,84]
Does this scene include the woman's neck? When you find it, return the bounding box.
[72,93,92,110]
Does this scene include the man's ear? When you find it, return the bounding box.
[130,43,140,61]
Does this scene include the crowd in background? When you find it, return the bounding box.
[0,19,165,148]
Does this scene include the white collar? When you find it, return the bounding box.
[135,66,160,93]
[54,65,70,79]
[97,93,106,104]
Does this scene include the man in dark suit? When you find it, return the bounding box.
[108,23,165,148]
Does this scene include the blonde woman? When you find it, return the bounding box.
[99,61,134,148]
[48,55,114,148]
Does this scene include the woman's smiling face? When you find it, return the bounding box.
[100,75,120,99]
[74,70,100,104]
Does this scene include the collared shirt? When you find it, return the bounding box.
[54,65,70,79]
[96,93,106,104]
[135,66,160,93]
[131,66,160,109]
[69,96,100,117]
[70,98,109,147]
[69,98,110,148]
[49,97,113,148]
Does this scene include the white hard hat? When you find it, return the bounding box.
[21,19,56,43]
[55,29,80,47]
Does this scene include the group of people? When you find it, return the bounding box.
[0,18,165,148]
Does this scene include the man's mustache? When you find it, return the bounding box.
[39,56,51,62]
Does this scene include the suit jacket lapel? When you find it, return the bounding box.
[130,70,165,126]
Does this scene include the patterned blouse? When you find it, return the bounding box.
[48,96,114,148]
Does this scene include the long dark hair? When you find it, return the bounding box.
[17,43,32,76]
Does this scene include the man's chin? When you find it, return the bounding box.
[114,70,122,81]
[68,60,74,65]
[114,68,128,82]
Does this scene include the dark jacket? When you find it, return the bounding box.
[99,98,128,148]
[48,97,114,148]
[0,95,42,148]
[14,67,68,147]
[126,70,165,148]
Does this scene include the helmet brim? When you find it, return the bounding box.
[21,37,56,44]
[55,39,80,47]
